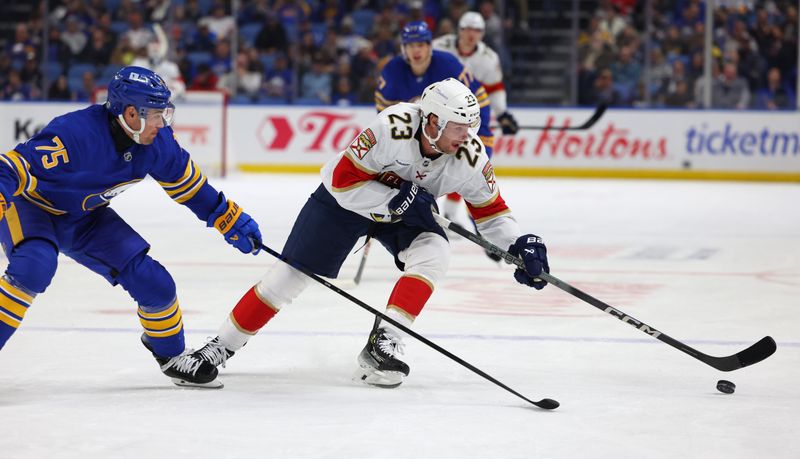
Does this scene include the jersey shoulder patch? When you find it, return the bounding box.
[349,128,377,159]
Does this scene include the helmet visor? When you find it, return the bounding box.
[141,103,175,127]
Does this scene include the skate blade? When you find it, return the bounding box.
[170,377,224,389]
[352,365,404,389]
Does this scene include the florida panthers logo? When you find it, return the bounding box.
[82,179,142,211]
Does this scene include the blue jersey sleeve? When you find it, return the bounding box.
[147,128,221,221]
[375,58,405,112]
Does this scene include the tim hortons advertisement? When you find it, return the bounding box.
[230,106,799,179]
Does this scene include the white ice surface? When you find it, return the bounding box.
[1,174,798,459]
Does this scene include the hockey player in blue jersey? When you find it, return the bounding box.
[0,66,262,388]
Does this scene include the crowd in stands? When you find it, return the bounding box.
[1,0,797,110]
[578,0,798,109]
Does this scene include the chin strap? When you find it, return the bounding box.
[421,115,446,154]
[117,113,146,144]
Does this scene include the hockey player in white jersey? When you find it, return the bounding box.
[433,12,518,136]
[193,78,549,388]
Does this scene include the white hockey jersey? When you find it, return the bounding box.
[432,34,508,114]
[320,103,521,250]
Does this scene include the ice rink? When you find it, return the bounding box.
[1,173,798,459]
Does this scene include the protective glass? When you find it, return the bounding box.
[443,118,480,139]
[141,103,175,127]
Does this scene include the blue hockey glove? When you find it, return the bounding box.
[508,234,549,290]
[207,194,262,255]
[497,111,519,135]
[388,181,440,234]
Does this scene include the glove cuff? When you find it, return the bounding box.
[213,199,242,235]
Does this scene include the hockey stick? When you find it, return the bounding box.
[257,242,559,410]
[498,103,607,131]
[353,238,372,285]
[433,214,777,372]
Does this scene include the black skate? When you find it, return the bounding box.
[354,327,410,388]
[194,336,236,368]
[141,334,223,389]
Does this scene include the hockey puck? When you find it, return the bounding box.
[716,379,736,394]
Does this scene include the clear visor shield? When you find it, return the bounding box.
[442,118,480,140]
[140,103,175,127]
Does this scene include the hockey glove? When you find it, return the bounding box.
[207,193,262,255]
[508,234,549,290]
[388,181,441,234]
[497,111,519,135]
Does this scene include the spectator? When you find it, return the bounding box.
[187,23,218,53]
[664,79,694,108]
[219,52,263,99]
[81,29,115,65]
[209,40,233,76]
[190,63,220,90]
[300,57,331,104]
[264,53,293,101]
[74,70,97,101]
[332,76,356,106]
[200,2,236,41]
[8,24,36,68]
[61,16,89,61]
[254,14,289,55]
[753,67,796,109]
[585,68,624,106]
[712,62,750,109]
[610,45,642,98]
[123,11,155,53]
[2,70,38,101]
[48,75,73,101]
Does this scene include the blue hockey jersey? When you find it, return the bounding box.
[374,50,494,151]
[0,104,219,221]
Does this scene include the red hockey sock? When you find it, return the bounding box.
[231,286,278,333]
[386,275,433,320]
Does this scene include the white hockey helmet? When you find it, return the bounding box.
[419,78,481,150]
[459,12,485,31]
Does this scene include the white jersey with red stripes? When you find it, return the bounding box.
[432,34,508,114]
[320,102,521,250]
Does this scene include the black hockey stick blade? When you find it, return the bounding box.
[512,103,607,131]
[707,335,776,372]
[432,213,777,373]
[257,242,559,410]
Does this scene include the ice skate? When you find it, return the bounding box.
[141,334,223,389]
[194,336,236,368]
[354,327,410,388]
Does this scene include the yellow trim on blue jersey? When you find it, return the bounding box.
[374,91,399,112]
[142,320,183,338]
[4,203,24,245]
[33,136,65,152]
[0,293,28,320]
[479,135,495,149]
[139,300,184,337]
[2,151,32,196]
[0,277,34,304]
[0,310,21,328]
[138,299,180,319]
[2,151,67,215]
[157,160,208,203]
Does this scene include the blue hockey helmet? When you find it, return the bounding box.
[106,66,174,125]
[400,21,432,45]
